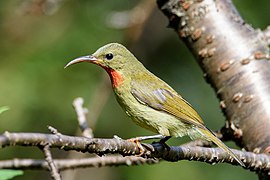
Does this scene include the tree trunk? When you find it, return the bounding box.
[157,0,270,179]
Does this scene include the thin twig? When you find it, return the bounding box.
[64,92,109,179]
[72,97,93,138]
[42,144,62,180]
[263,25,270,46]
[0,156,158,171]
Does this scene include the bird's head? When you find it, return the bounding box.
[65,43,142,88]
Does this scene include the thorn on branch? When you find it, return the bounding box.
[48,126,62,136]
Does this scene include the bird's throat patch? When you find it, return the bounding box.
[106,68,123,88]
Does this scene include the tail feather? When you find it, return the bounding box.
[198,127,245,167]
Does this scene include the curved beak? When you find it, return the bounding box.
[64,55,98,68]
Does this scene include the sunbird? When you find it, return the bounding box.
[65,43,244,166]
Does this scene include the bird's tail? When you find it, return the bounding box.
[198,127,245,167]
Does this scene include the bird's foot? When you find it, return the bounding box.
[127,135,165,156]
[154,136,171,151]
[159,136,171,143]
[127,137,146,156]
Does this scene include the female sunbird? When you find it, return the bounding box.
[65,43,244,166]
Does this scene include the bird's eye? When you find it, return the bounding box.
[105,53,114,60]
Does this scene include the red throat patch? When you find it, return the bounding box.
[105,68,123,88]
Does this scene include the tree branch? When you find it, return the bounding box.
[263,25,270,46]
[72,97,93,138]
[157,0,270,154]
[151,142,269,174]
[157,1,270,178]
[0,156,158,171]
[42,144,61,180]
[0,132,141,156]
[0,132,269,174]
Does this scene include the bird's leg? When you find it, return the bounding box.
[128,134,165,141]
[159,135,171,143]
[154,136,171,151]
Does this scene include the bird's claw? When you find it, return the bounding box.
[127,135,171,155]
[127,137,146,156]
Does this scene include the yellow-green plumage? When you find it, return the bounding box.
[65,43,244,166]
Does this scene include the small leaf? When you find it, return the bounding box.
[0,106,9,114]
[0,170,23,180]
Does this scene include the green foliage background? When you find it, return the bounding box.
[0,0,269,179]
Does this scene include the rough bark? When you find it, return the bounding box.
[157,0,270,178]
[157,0,270,153]
[158,0,270,153]
[0,132,269,173]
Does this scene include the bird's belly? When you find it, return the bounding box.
[122,99,191,137]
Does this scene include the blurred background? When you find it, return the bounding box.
[0,0,269,179]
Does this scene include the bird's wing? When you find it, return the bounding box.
[131,79,205,129]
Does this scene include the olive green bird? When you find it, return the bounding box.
[65,43,244,166]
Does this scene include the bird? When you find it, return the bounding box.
[65,43,244,166]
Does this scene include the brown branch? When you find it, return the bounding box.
[0,132,269,173]
[0,132,141,156]
[0,156,158,171]
[42,144,62,180]
[151,142,270,174]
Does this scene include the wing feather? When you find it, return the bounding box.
[131,78,205,129]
